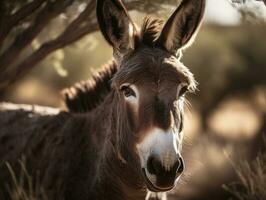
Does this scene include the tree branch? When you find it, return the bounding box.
[0,0,97,90]
[0,0,46,49]
[0,23,99,90]
[0,0,74,74]
[10,0,46,25]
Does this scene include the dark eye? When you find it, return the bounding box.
[120,86,136,98]
[179,85,188,97]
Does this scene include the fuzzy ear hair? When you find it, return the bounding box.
[156,0,205,54]
[97,0,137,56]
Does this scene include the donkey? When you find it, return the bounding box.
[0,0,205,199]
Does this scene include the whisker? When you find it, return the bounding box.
[183,98,192,113]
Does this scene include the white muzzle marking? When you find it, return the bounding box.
[136,127,181,171]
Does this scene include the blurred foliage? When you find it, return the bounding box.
[0,0,85,14]
[228,0,266,24]
[182,23,266,127]
[127,0,180,14]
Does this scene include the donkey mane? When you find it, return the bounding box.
[140,17,164,46]
[62,60,117,113]
[62,17,165,113]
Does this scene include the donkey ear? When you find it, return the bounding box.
[97,0,136,56]
[156,0,205,54]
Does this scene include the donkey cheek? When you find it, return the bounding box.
[126,103,139,132]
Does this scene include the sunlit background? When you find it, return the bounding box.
[1,0,266,199]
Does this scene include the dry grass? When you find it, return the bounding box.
[5,158,47,200]
[223,137,266,200]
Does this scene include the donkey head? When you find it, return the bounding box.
[97,0,205,192]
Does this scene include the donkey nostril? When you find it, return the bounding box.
[147,156,184,176]
[152,158,162,174]
[147,156,162,175]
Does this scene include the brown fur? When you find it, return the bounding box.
[0,0,205,199]
[0,96,145,200]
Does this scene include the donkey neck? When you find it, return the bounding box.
[89,91,147,200]
[96,145,146,200]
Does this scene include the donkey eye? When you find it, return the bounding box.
[179,86,188,97]
[120,86,136,98]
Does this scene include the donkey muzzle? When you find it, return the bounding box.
[143,155,184,192]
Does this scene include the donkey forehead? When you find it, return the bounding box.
[113,48,192,87]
